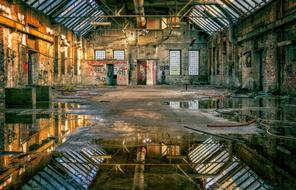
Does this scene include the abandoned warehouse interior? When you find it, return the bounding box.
[0,0,296,189]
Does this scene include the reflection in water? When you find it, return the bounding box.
[90,133,278,189]
[1,95,295,189]
[167,96,296,187]
[189,138,271,189]
[0,101,96,189]
[167,97,296,122]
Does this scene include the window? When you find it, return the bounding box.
[95,50,105,60]
[113,50,125,60]
[170,50,181,75]
[189,50,199,75]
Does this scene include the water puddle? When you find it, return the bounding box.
[165,96,296,122]
[165,96,296,188]
[88,133,276,189]
[1,95,295,189]
[0,100,97,189]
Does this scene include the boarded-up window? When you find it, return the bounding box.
[189,50,199,75]
[95,50,105,60]
[170,50,181,75]
[113,50,124,60]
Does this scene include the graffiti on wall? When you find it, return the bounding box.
[0,29,4,86]
[159,65,169,71]
[85,61,129,85]
[90,65,106,82]
[117,66,128,85]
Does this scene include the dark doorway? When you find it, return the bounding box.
[137,60,147,85]
[28,51,35,85]
[106,64,114,85]
[255,50,264,91]
[259,51,264,91]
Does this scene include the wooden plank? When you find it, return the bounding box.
[0,15,53,43]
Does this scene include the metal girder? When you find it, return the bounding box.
[79,17,104,35]
[73,11,103,32]
[55,15,228,19]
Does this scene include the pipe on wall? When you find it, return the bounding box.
[133,0,146,28]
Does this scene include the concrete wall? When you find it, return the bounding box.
[84,25,209,85]
[208,0,296,95]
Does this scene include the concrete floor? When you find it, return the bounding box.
[57,86,262,150]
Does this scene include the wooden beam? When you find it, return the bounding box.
[0,15,54,43]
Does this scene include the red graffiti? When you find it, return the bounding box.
[23,62,28,72]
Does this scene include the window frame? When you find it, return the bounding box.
[169,50,181,76]
[113,50,125,60]
[95,50,106,60]
[188,50,200,76]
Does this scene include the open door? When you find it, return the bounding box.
[146,60,157,86]
[137,60,147,85]
[106,64,114,85]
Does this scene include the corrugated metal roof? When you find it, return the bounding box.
[189,138,272,190]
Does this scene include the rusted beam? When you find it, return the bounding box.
[0,15,54,43]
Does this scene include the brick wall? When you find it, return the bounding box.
[84,27,209,85]
[208,0,296,95]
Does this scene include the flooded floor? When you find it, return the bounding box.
[1,86,296,189]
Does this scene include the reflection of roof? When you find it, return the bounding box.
[189,138,272,190]
[22,146,106,190]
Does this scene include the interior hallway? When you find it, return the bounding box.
[0,0,295,189]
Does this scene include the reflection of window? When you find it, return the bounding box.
[113,50,124,60]
[170,50,181,75]
[189,50,199,75]
[95,50,105,60]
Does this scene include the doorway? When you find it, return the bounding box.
[106,64,114,85]
[137,60,157,85]
[258,50,264,91]
[137,60,147,85]
[255,50,264,91]
[28,51,36,85]
[146,60,157,86]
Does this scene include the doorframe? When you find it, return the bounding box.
[106,64,114,85]
[255,49,265,91]
[28,50,37,85]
